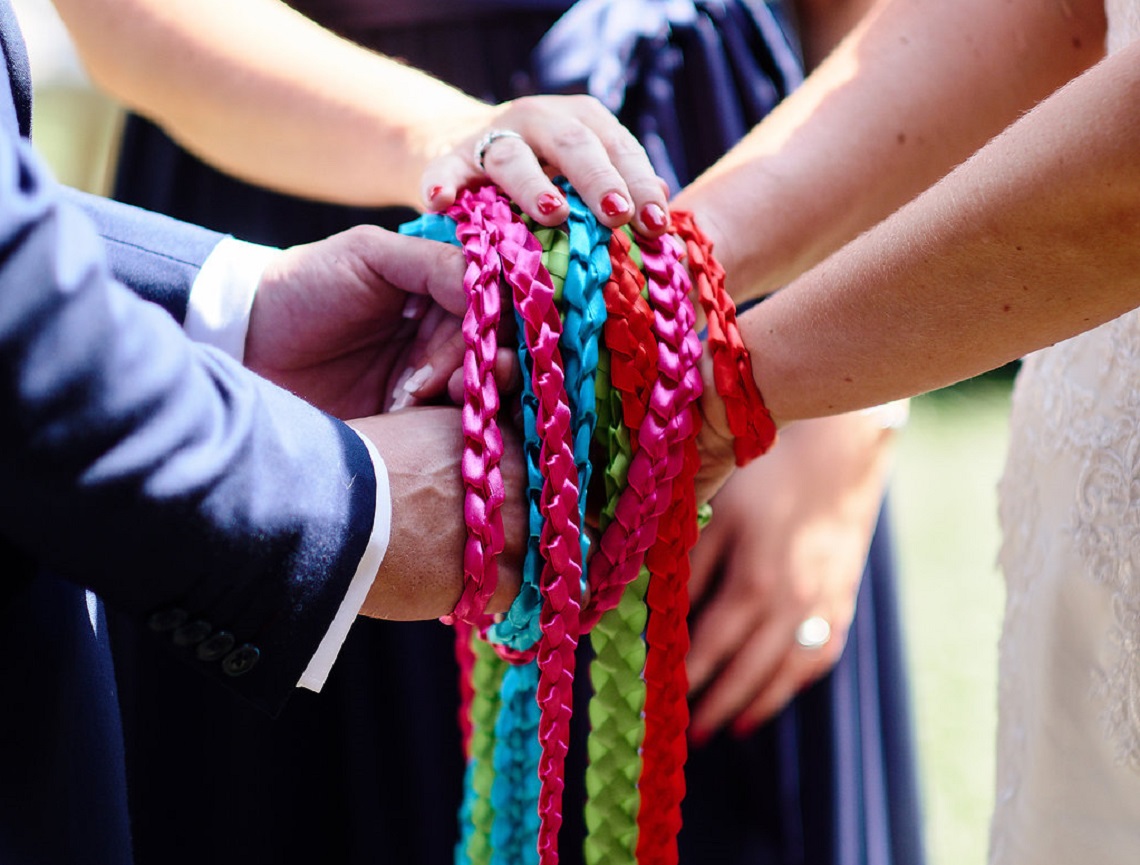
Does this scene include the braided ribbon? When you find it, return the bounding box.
[485,228,566,659]
[485,228,564,865]
[583,226,655,865]
[579,228,702,633]
[446,195,509,625]
[401,191,729,865]
[669,209,777,464]
[631,232,704,865]
[482,188,584,865]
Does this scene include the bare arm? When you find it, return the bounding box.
[738,37,1140,424]
[51,0,668,231]
[674,0,1106,301]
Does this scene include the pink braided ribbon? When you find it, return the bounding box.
[455,185,583,865]
[440,191,508,626]
[579,232,703,633]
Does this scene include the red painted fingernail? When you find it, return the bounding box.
[641,203,667,231]
[537,192,563,216]
[427,185,443,201]
[601,192,631,218]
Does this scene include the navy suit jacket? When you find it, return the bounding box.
[0,4,378,862]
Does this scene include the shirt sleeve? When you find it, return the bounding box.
[297,431,391,691]
[184,236,276,363]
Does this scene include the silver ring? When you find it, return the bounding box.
[473,129,525,172]
[795,616,831,650]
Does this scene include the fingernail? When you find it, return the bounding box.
[427,185,443,201]
[641,202,667,231]
[537,192,563,216]
[403,364,434,393]
[402,295,429,319]
[601,192,630,218]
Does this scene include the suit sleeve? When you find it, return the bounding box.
[61,185,225,323]
[0,129,375,714]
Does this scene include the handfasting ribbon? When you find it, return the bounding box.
[399,204,509,865]
[579,230,699,633]
[485,226,568,658]
[488,225,571,865]
[450,193,508,625]
[459,631,508,865]
[632,231,704,865]
[395,205,506,627]
[583,226,655,865]
[490,186,608,864]
[489,662,542,865]
[490,189,584,865]
[669,209,777,464]
[552,177,610,570]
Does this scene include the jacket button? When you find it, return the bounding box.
[172,619,212,647]
[196,631,236,662]
[221,644,260,677]
[147,608,188,632]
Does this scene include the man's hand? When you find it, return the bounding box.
[244,225,469,419]
[350,407,526,621]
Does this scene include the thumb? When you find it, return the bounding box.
[352,227,468,317]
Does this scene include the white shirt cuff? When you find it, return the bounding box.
[185,236,278,362]
[297,430,391,691]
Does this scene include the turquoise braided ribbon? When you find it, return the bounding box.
[553,176,611,569]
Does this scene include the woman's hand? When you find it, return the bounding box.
[419,95,671,236]
[687,411,895,741]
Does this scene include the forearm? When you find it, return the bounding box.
[742,40,1140,422]
[53,0,483,208]
[673,0,1105,300]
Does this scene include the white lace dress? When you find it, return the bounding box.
[991,6,1140,861]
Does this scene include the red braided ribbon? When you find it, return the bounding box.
[632,232,703,865]
[669,210,777,464]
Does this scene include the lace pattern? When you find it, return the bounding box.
[993,305,1140,860]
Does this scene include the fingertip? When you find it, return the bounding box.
[635,201,669,237]
[597,190,632,227]
[423,183,456,213]
[447,367,464,405]
[402,294,430,320]
[537,191,565,218]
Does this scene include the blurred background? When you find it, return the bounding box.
[11,1,1011,862]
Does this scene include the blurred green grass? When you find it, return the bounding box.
[892,377,1011,865]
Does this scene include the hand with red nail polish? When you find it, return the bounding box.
[687,413,890,739]
[417,94,669,229]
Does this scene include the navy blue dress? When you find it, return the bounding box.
[110,3,925,864]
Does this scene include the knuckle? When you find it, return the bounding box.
[550,121,596,152]
[481,137,528,172]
